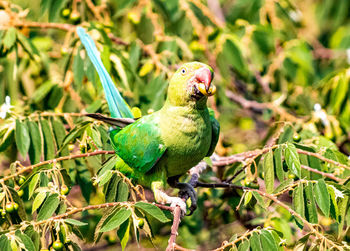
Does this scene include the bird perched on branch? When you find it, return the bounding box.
[77,27,219,215]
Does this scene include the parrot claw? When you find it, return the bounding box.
[167,176,198,216]
[177,182,198,216]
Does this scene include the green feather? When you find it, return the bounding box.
[111,113,167,174]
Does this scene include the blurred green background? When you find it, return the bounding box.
[1,0,350,250]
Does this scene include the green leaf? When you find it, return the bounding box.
[238,240,250,251]
[32,191,47,213]
[31,81,55,103]
[8,186,27,220]
[15,230,35,251]
[51,118,66,148]
[37,193,60,220]
[285,143,301,178]
[105,174,121,202]
[90,126,102,148]
[338,196,348,238]
[48,0,67,22]
[76,161,93,203]
[244,191,253,206]
[263,150,274,193]
[98,156,118,178]
[15,119,30,158]
[100,207,131,232]
[99,170,114,186]
[278,125,294,144]
[59,121,91,152]
[252,191,265,208]
[24,226,40,251]
[3,27,17,49]
[94,207,121,243]
[64,219,88,226]
[274,146,284,182]
[28,173,40,199]
[17,32,39,59]
[40,119,55,160]
[117,180,129,202]
[0,128,14,152]
[134,202,170,223]
[73,46,84,89]
[0,235,11,251]
[314,179,330,217]
[260,230,278,251]
[273,179,293,194]
[292,183,304,228]
[305,183,318,224]
[249,232,263,251]
[27,121,42,164]
[117,218,131,251]
[223,38,248,77]
[327,185,339,221]
[48,85,63,109]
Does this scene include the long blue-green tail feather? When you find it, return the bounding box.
[77,27,133,119]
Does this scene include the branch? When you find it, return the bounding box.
[196,182,344,250]
[225,90,304,123]
[166,205,183,251]
[13,21,75,31]
[211,146,350,174]
[300,164,342,182]
[297,149,350,171]
[166,165,202,251]
[212,229,258,251]
[1,150,115,183]
[12,21,128,46]
[6,201,173,235]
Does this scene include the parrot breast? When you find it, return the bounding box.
[158,105,212,177]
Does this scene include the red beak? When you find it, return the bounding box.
[195,67,213,92]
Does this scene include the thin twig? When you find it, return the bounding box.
[1,150,115,183]
[226,90,304,123]
[166,205,183,251]
[197,182,344,250]
[300,164,342,182]
[297,149,350,171]
[12,21,128,46]
[5,201,173,235]
[13,21,75,31]
[211,146,350,174]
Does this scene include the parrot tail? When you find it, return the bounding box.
[77,27,134,119]
[85,113,135,128]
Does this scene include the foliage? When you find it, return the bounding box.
[1,0,350,250]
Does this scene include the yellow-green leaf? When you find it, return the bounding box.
[263,150,274,194]
[15,119,30,159]
[100,207,131,232]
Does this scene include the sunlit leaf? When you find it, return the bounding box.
[134,202,170,223]
[263,150,274,193]
[100,207,131,232]
[37,193,60,220]
[314,179,330,217]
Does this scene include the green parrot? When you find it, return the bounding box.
[77,28,220,215]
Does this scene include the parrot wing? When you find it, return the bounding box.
[85,113,135,128]
[110,113,167,174]
[77,27,133,119]
[206,109,220,157]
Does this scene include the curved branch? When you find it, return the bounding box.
[1,150,115,183]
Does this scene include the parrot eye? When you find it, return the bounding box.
[181,68,186,75]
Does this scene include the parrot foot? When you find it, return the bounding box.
[177,182,197,216]
[168,176,198,216]
[152,183,187,217]
[168,197,187,217]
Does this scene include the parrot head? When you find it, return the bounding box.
[167,62,216,107]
